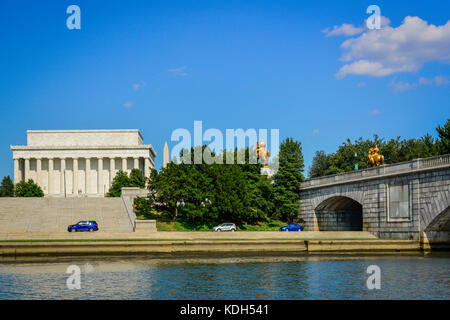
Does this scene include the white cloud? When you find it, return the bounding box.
[419,75,450,86]
[337,60,395,78]
[123,101,133,108]
[133,81,146,91]
[322,23,364,37]
[335,16,450,78]
[387,75,449,92]
[168,66,189,77]
[323,17,390,38]
[388,78,416,92]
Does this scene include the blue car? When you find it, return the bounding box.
[280,223,304,232]
[68,221,99,232]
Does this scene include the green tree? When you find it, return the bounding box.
[324,136,380,174]
[147,146,274,225]
[436,119,450,154]
[14,179,44,197]
[0,176,14,197]
[245,170,274,223]
[130,168,146,188]
[148,163,188,220]
[308,150,331,178]
[309,127,444,178]
[133,196,152,217]
[207,159,252,224]
[273,138,305,222]
[106,170,131,197]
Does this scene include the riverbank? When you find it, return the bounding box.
[0,231,447,257]
[0,239,424,257]
[0,231,377,241]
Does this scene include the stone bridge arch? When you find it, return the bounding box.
[300,185,368,232]
[422,189,450,242]
[308,186,365,210]
[314,196,363,231]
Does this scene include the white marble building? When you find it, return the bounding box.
[11,130,156,197]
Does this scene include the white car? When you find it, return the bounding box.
[212,223,236,232]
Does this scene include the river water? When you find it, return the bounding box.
[0,253,448,300]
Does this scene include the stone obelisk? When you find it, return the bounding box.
[163,141,169,168]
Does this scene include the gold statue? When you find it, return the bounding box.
[257,140,270,168]
[368,145,384,167]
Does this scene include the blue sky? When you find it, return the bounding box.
[1,0,449,177]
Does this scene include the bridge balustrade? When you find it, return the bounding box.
[302,154,450,189]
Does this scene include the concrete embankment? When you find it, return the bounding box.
[0,239,424,257]
[307,240,421,252]
[0,231,377,241]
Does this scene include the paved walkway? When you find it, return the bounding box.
[0,231,377,241]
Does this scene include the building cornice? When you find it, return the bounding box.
[27,129,144,143]
[11,144,156,156]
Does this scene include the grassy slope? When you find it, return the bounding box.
[136,211,289,232]
[156,219,288,232]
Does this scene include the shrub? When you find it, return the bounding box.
[14,179,44,197]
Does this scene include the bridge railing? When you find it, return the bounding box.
[418,154,450,169]
[301,154,450,189]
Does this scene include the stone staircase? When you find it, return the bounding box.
[0,198,133,233]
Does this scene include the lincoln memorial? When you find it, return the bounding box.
[10,130,156,197]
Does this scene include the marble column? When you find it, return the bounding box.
[36,158,42,188]
[109,158,115,187]
[73,158,79,196]
[60,158,66,197]
[19,159,23,183]
[134,157,139,170]
[144,158,151,179]
[14,159,20,184]
[122,158,127,172]
[48,158,54,195]
[98,158,103,195]
[85,158,91,195]
[24,158,30,181]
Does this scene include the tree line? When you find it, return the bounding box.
[308,119,450,178]
[0,177,44,197]
[135,138,305,227]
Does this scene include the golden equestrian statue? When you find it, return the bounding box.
[256,140,270,168]
[367,145,384,167]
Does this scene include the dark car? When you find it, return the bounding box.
[280,223,304,232]
[68,221,99,232]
